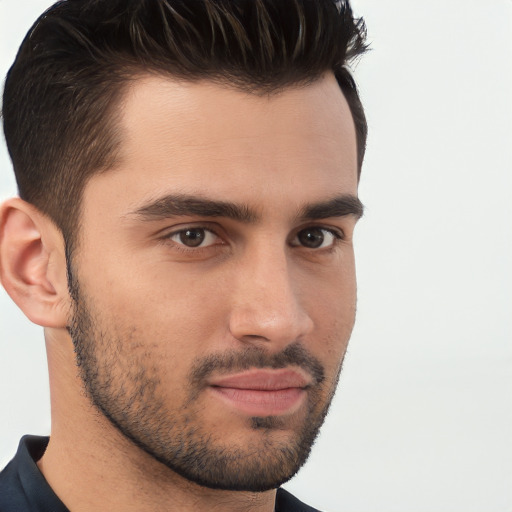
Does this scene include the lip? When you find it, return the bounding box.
[207,369,310,416]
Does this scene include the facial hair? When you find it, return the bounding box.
[67,268,344,492]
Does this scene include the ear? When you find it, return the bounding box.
[0,198,70,328]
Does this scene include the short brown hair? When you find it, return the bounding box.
[2,0,368,249]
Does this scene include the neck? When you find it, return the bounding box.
[39,329,276,512]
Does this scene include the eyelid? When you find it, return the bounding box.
[171,228,218,247]
[156,222,345,252]
[289,225,345,249]
[158,221,220,237]
[159,223,225,249]
[296,224,345,239]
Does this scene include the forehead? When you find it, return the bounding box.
[84,73,358,214]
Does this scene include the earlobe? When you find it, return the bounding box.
[0,198,70,328]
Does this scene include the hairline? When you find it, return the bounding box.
[64,68,360,256]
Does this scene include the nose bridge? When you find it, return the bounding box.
[229,241,313,346]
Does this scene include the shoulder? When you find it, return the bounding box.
[0,436,68,512]
[0,445,31,511]
[276,488,324,512]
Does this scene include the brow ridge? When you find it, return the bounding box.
[130,193,364,223]
[131,194,257,223]
[300,195,364,220]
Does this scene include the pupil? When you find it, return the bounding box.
[298,228,324,248]
[180,229,205,247]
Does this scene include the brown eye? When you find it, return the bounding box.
[294,227,339,249]
[179,228,205,247]
[170,228,218,248]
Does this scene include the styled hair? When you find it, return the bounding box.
[2,0,368,246]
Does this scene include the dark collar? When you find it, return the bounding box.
[0,435,69,512]
[1,435,320,512]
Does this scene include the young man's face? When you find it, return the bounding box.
[68,73,361,491]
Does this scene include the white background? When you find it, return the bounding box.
[1,1,511,511]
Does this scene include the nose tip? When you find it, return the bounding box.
[228,265,314,348]
[229,304,314,348]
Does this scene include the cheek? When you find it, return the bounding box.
[318,313,353,378]
[302,263,356,373]
[82,260,231,361]
[304,253,356,321]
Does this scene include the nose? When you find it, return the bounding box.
[228,246,314,349]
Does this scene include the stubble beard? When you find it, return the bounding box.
[66,268,345,492]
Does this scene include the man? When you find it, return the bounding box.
[0,0,367,510]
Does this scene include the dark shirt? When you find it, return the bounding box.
[0,436,321,511]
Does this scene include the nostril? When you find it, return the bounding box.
[228,302,314,348]
[237,334,271,344]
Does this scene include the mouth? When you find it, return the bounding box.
[207,368,310,417]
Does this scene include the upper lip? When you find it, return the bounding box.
[208,368,311,391]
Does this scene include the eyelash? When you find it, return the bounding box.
[162,225,224,254]
[161,224,344,253]
[290,226,344,250]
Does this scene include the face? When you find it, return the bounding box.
[68,74,361,491]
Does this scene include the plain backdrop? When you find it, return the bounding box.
[1,1,511,511]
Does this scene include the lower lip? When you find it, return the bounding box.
[209,386,306,416]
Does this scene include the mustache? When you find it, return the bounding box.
[189,342,325,386]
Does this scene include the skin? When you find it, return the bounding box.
[0,72,360,511]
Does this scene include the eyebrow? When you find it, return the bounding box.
[130,195,256,222]
[300,195,364,221]
[129,193,364,223]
